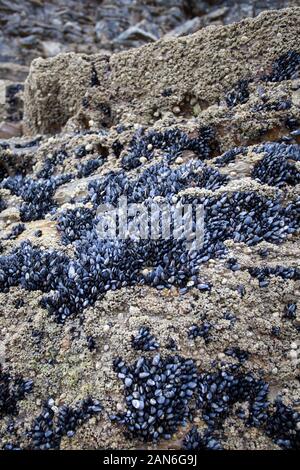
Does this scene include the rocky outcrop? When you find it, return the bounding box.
[1,1,297,134]
[0,7,300,451]
[1,0,296,67]
[24,8,300,136]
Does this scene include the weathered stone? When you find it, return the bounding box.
[0,121,23,139]
[24,8,300,135]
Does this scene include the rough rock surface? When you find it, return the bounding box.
[0,7,300,451]
[24,8,300,135]
[1,1,297,67]
[1,0,298,132]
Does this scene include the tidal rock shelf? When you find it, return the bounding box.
[0,7,299,450]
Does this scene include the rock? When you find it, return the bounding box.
[0,121,22,139]
[24,8,300,135]
[0,81,23,123]
[41,41,66,58]
[115,26,159,43]
[0,80,11,121]
[0,1,297,71]
[0,2,300,453]
[0,206,20,229]
[5,83,24,122]
[205,6,229,21]
[53,177,96,204]
[1,1,297,138]
[292,88,300,106]
[164,17,203,38]
[0,63,29,82]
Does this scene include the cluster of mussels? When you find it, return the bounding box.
[0,136,299,322]
[262,51,300,83]
[3,396,102,450]
[112,356,300,449]
[2,174,72,222]
[120,126,218,171]
[197,365,270,429]
[249,265,300,288]
[225,79,250,108]
[252,143,300,187]
[2,223,25,241]
[111,354,198,441]
[27,397,102,450]
[187,322,213,343]
[76,157,104,178]
[0,142,107,224]
[182,426,223,451]
[224,50,300,109]
[0,365,33,418]
[131,327,160,352]
[87,159,228,207]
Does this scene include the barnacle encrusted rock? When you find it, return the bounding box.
[24,8,300,135]
[0,7,300,451]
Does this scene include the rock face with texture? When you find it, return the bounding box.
[1,0,297,130]
[0,7,300,451]
[1,1,297,66]
[24,8,300,135]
